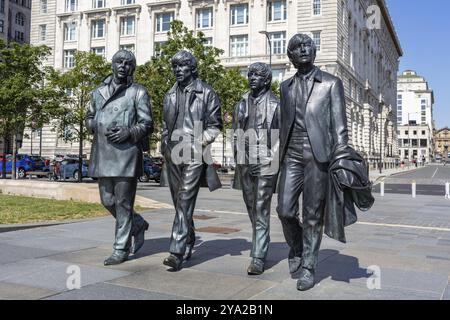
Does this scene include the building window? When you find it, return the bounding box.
[92,0,105,8]
[349,79,353,97]
[91,20,105,39]
[272,69,284,83]
[230,4,249,25]
[0,20,3,33]
[65,0,78,12]
[268,1,287,22]
[313,0,321,15]
[422,130,426,135]
[156,12,174,32]
[230,35,248,57]
[40,0,47,13]
[64,22,77,41]
[121,0,135,4]
[154,41,165,57]
[120,16,135,36]
[269,32,286,55]
[91,47,105,58]
[196,8,213,29]
[15,12,25,26]
[120,44,135,53]
[64,50,75,68]
[15,31,25,41]
[39,25,47,41]
[0,0,4,14]
[312,31,321,52]
[202,37,213,46]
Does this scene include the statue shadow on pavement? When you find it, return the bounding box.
[290,249,372,285]
[128,237,372,286]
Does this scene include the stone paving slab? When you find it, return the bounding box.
[1,191,450,300]
[0,258,130,292]
[107,265,277,300]
[44,283,183,300]
[250,278,442,300]
[0,282,58,300]
[0,243,60,265]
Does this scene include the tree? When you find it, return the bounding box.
[134,20,250,152]
[50,51,111,182]
[0,40,63,179]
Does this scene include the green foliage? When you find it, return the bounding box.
[0,40,63,138]
[50,51,111,142]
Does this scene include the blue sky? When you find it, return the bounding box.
[387,0,450,128]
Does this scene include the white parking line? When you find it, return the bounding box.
[196,209,450,232]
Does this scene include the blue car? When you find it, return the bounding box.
[139,157,161,183]
[51,158,89,180]
[0,154,34,178]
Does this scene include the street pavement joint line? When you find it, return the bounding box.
[432,168,439,179]
[440,276,450,300]
[247,281,280,300]
[356,222,450,232]
[197,209,450,232]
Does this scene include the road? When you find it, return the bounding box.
[372,165,450,196]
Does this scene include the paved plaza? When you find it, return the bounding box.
[1,181,449,300]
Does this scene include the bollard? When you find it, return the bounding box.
[446,182,449,199]
[380,181,385,197]
[412,181,416,198]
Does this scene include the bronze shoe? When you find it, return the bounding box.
[163,254,183,271]
[131,220,149,254]
[297,267,315,291]
[104,250,129,266]
[247,258,265,275]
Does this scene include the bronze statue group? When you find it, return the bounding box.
[86,34,374,292]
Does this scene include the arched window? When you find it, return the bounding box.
[15,12,25,26]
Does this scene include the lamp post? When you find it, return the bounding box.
[259,31,272,68]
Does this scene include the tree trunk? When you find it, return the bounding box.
[1,134,7,179]
[39,128,42,157]
[78,120,83,183]
[11,131,17,180]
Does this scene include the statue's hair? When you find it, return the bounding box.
[287,33,317,60]
[248,62,272,89]
[171,50,198,79]
[112,50,137,73]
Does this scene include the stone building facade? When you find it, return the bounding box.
[396,70,435,163]
[21,0,402,170]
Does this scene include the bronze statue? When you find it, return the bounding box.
[276,34,373,291]
[86,50,153,266]
[232,62,280,275]
[161,50,223,271]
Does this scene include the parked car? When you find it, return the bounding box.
[139,157,161,183]
[50,158,89,180]
[0,154,34,178]
[28,155,46,171]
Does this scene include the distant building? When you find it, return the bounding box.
[21,0,402,169]
[396,70,435,162]
[434,127,450,161]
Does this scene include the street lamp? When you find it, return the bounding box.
[259,31,272,68]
